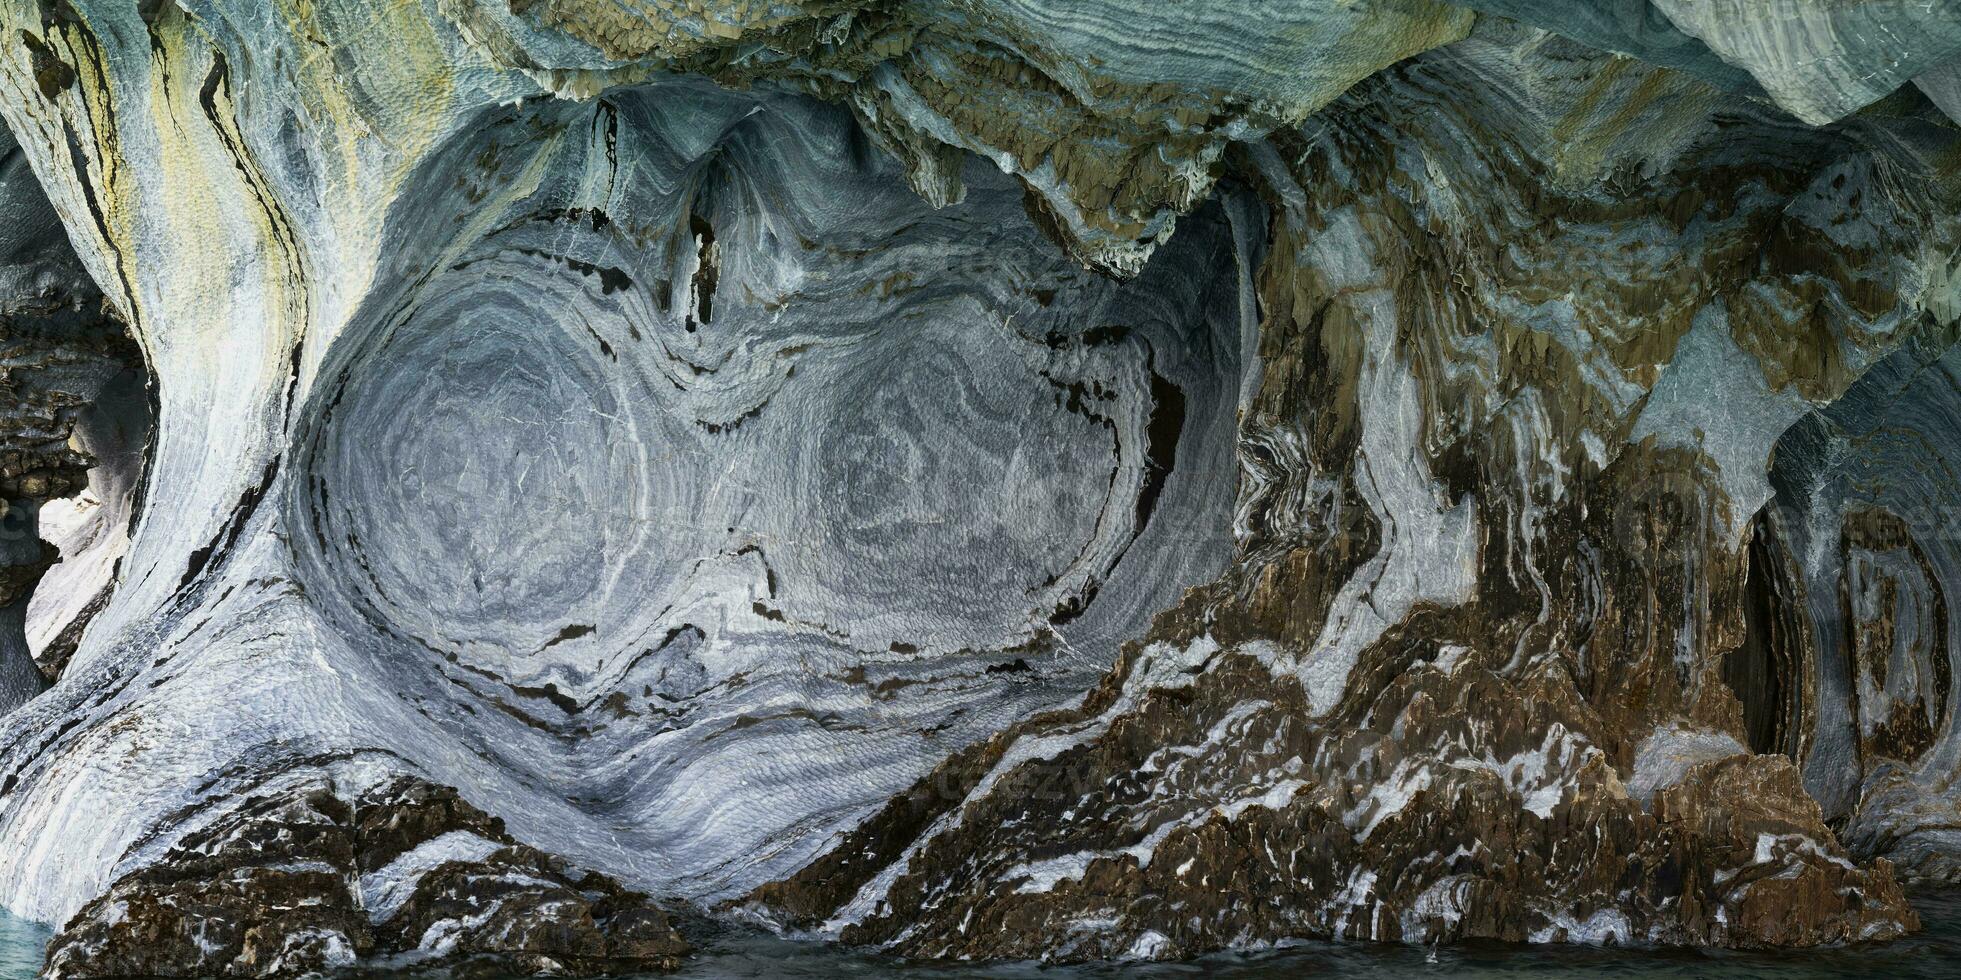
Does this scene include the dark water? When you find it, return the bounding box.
[4,892,1959,979]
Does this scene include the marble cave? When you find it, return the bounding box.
[1,0,1961,976]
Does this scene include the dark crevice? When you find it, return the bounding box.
[1134,368,1185,538]
[176,457,281,593]
[1724,510,1805,758]
[687,211,718,331]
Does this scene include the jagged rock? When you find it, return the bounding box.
[0,106,144,711]
[42,774,688,978]
[1648,0,1961,125]
[741,20,1958,959]
[454,0,1476,272]
[1456,0,1961,125]
[0,0,1958,976]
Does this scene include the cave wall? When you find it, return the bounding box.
[752,23,1961,956]
[0,0,1958,975]
[0,0,1258,940]
[0,110,140,711]
[1760,332,1961,881]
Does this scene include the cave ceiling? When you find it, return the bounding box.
[1,0,1961,974]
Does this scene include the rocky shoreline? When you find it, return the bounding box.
[2,1,1961,975]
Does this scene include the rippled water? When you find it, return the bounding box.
[3,892,1958,979]
[0,909,47,980]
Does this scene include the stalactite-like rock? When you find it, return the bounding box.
[1455,1,1961,125]
[0,1,1959,977]
[453,0,1474,273]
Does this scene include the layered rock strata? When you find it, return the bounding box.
[43,772,689,978]
[0,0,1958,976]
[0,119,143,712]
[1757,333,1961,883]
[745,24,1961,957]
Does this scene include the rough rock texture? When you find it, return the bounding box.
[1456,2,1961,125]
[0,114,142,711]
[0,0,1251,954]
[0,0,1959,976]
[1755,331,1961,883]
[450,0,1476,273]
[740,24,1961,958]
[42,771,689,978]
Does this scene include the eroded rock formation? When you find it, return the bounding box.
[0,116,142,710]
[43,774,690,977]
[0,0,1958,975]
[747,25,1961,955]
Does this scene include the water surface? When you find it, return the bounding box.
[0,909,46,980]
[4,891,1957,979]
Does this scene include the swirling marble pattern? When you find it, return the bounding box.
[0,61,1248,945]
[1762,334,1961,880]
[272,84,1246,900]
[0,0,1960,975]
[735,24,1961,959]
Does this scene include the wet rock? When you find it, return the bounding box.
[42,775,688,978]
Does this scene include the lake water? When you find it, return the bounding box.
[0,910,46,980]
[3,890,1958,979]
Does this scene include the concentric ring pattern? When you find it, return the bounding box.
[279,82,1248,895]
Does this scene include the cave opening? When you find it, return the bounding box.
[0,120,156,710]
